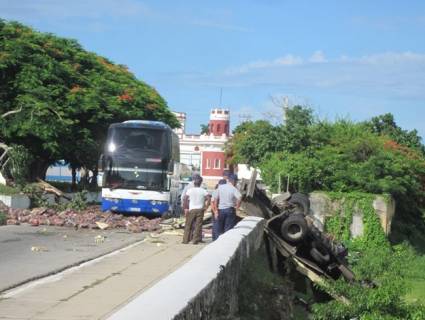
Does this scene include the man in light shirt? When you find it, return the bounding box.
[214,174,242,237]
[182,175,210,244]
[211,178,227,241]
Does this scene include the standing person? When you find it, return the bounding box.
[182,175,210,244]
[180,172,201,215]
[211,179,227,241]
[214,174,242,237]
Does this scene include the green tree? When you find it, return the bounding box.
[200,124,209,135]
[279,105,314,152]
[364,113,425,154]
[228,120,280,166]
[0,20,178,182]
[228,106,314,167]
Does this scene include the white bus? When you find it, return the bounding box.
[97,120,190,216]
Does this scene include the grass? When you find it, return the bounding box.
[405,278,425,304]
[0,184,20,195]
[0,212,6,225]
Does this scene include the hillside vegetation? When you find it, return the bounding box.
[228,108,425,319]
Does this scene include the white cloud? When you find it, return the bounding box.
[309,50,327,63]
[226,54,303,74]
[200,50,425,101]
[355,52,425,65]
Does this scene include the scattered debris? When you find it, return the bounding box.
[95,221,109,230]
[36,178,71,200]
[0,201,162,233]
[31,246,48,252]
[94,235,105,244]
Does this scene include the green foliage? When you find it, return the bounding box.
[301,192,425,319]
[0,20,178,180]
[228,106,315,166]
[0,211,6,225]
[312,244,425,320]
[67,191,88,211]
[280,105,314,153]
[0,184,19,195]
[22,183,48,207]
[228,120,280,166]
[7,144,31,186]
[200,124,209,135]
[237,248,294,320]
[323,192,388,248]
[259,121,425,217]
[245,109,425,319]
[364,113,425,155]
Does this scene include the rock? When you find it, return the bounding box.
[29,218,39,226]
[7,219,19,225]
[31,207,48,215]
[127,224,142,233]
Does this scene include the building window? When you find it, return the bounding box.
[224,124,228,133]
[224,162,229,170]
[206,159,211,169]
[214,159,221,169]
[210,124,214,132]
[217,110,222,114]
[217,124,221,133]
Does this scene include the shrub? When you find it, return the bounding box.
[0,211,6,225]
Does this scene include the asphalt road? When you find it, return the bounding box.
[0,225,144,293]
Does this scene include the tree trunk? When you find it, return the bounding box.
[71,167,77,191]
[29,159,50,182]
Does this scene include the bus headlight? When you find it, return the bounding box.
[108,142,116,152]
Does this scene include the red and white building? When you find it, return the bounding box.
[173,108,231,187]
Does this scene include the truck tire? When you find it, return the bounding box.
[280,214,308,243]
[288,193,310,215]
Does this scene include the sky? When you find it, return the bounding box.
[1,0,425,138]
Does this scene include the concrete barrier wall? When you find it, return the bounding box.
[0,194,30,209]
[108,216,265,320]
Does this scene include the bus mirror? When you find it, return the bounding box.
[98,154,105,171]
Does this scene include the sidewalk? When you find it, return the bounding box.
[0,234,206,320]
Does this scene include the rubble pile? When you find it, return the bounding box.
[0,201,161,233]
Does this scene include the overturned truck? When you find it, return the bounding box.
[239,171,355,290]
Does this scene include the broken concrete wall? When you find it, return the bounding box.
[108,216,265,320]
[0,194,30,209]
[309,192,395,237]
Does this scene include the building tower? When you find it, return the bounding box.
[208,108,230,136]
[173,112,186,138]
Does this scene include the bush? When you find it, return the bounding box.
[0,184,20,195]
[68,191,88,211]
[0,211,6,225]
[7,145,31,187]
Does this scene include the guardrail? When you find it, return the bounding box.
[108,216,265,320]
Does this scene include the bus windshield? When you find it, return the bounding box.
[103,127,170,191]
